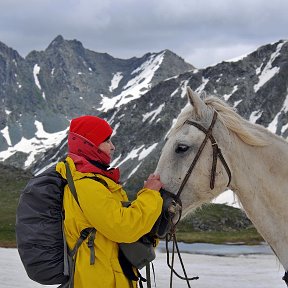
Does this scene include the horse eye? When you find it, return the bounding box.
[175,144,189,154]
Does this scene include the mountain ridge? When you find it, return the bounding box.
[0,38,288,199]
[0,35,194,169]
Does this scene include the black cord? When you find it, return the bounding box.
[166,233,199,288]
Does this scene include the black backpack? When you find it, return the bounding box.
[16,162,104,287]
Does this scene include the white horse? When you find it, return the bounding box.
[155,87,288,282]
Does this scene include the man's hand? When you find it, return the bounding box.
[144,174,163,191]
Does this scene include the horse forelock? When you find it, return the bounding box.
[204,96,268,146]
[171,95,268,147]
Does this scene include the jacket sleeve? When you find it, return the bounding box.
[75,178,163,243]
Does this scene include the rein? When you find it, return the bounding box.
[165,229,199,288]
[161,111,232,288]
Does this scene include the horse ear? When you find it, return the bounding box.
[186,87,206,116]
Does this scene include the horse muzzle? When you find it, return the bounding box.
[149,188,182,239]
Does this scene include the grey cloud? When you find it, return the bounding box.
[0,0,287,67]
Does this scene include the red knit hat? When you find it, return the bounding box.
[69,115,113,147]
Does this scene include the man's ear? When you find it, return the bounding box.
[186,86,206,116]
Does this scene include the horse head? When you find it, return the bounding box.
[155,87,233,216]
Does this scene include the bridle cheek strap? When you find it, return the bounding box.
[176,112,231,198]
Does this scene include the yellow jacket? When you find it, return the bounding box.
[56,157,163,288]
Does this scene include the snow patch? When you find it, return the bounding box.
[127,162,142,179]
[98,52,165,112]
[109,72,123,92]
[281,123,288,134]
[213,189,240,208]
[170,88,179,97]
[282,93,288,113]
[117,146,145,167]
[223,85,238,101]
[142,104,165,123]
[1,126,12,146]
[267,112,280,133]
[138,143,158,161]
[180,80,190,98]
[33,64,41,90]
[233,99,242,107]
[107,110,118,126]
[116,143,158,167]
[33,64,46,100]
[111,122,120,135]
[249,110,263,123]
[254,42,284,93]
[98,94,118,112]
[256,63,264,75]
[267,92,288,133]
[195,77,209,93]
[110,153,122,167]
[0,121,68,168]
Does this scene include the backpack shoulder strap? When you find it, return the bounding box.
[63,162,98,282]
[64,162,109,206]
[79,176,108,189]
[64,161,80,206]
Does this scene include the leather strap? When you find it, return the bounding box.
[176,112,231,198]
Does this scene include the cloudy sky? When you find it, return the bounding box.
[0,0,288,68]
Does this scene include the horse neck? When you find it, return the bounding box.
[229,131,288,269]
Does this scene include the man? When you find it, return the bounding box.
[56,115,163,288]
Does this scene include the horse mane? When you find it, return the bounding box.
[204,96,268,146]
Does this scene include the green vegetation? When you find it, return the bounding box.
[0,164,31,247]
[176,228,263,245]
[175,203,264,245]
[0,164,263,247]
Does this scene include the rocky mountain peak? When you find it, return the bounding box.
[46,35,86,55]
[46,35,65,50]
[0,41,22,60]
[0,36,195,169]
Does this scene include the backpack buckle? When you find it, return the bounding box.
[80,228,92,240]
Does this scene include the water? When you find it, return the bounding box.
[157,241,274,256]
[0,244,285,288]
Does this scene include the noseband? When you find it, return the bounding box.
[176,111,232,198]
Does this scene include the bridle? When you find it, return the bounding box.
[176,111,232,199]
[163,111,288,288]
[160,111,232,288]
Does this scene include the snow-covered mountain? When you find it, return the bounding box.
[0,35,194,169]
[1,38,288,202]
[32,40,288,197]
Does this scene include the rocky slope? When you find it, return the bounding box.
[0,35,194,168]
[31,40,288,198]
[1,38,288,198]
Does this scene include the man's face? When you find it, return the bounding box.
[98,139,115,158]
